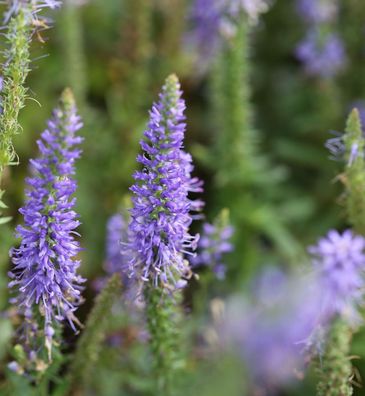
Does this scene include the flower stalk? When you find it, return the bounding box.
[0,0,62,222]
[316,319,353,396]
[0,7,31,222]
[343,109,365,234]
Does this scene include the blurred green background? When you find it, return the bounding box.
[1,0,365,394]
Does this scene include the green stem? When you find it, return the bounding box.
[316,319,353,396]
[0,8,32,222]
[145,285,183,396]
[65,274,122,392]
[60,0,87,106]
[0,9,31,173]
[344,109,365,234]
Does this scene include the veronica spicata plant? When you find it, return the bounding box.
[9,89,84,368]
[125,74,202,394]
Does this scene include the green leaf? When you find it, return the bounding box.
[0,216,12,225]
[0,200,8,209]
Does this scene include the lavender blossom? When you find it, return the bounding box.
[9,89,84,357]
[125,74,202,289]
[296,30,346,78]
[191,221,234,280]
[309,229,365,323]
[296,0,338,24]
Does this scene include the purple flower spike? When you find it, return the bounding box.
[191,217,234,280]
[9,89,84,357]
[309,229,365,323]
[296,30,346,78]
[125,74,203,289]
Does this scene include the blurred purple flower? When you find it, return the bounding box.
[229,0,270,22]
[93,211,137,296]
[222,269,322,390]
[296,0,338,24]
[296,30,346,78]
[188,0,224,61]
[125,75,202,289]
[188,0,269,65]
[9,91,84,356]
[309,229,365,323]
[105,213,129,276]
[191,222,234,280]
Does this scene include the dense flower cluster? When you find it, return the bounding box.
[9,90,84,354]
[309,229,365,322]
[125,74,202,289]
[191,221,234,280]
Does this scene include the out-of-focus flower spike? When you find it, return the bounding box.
[188,0,271,68]
[295,30,346,78]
